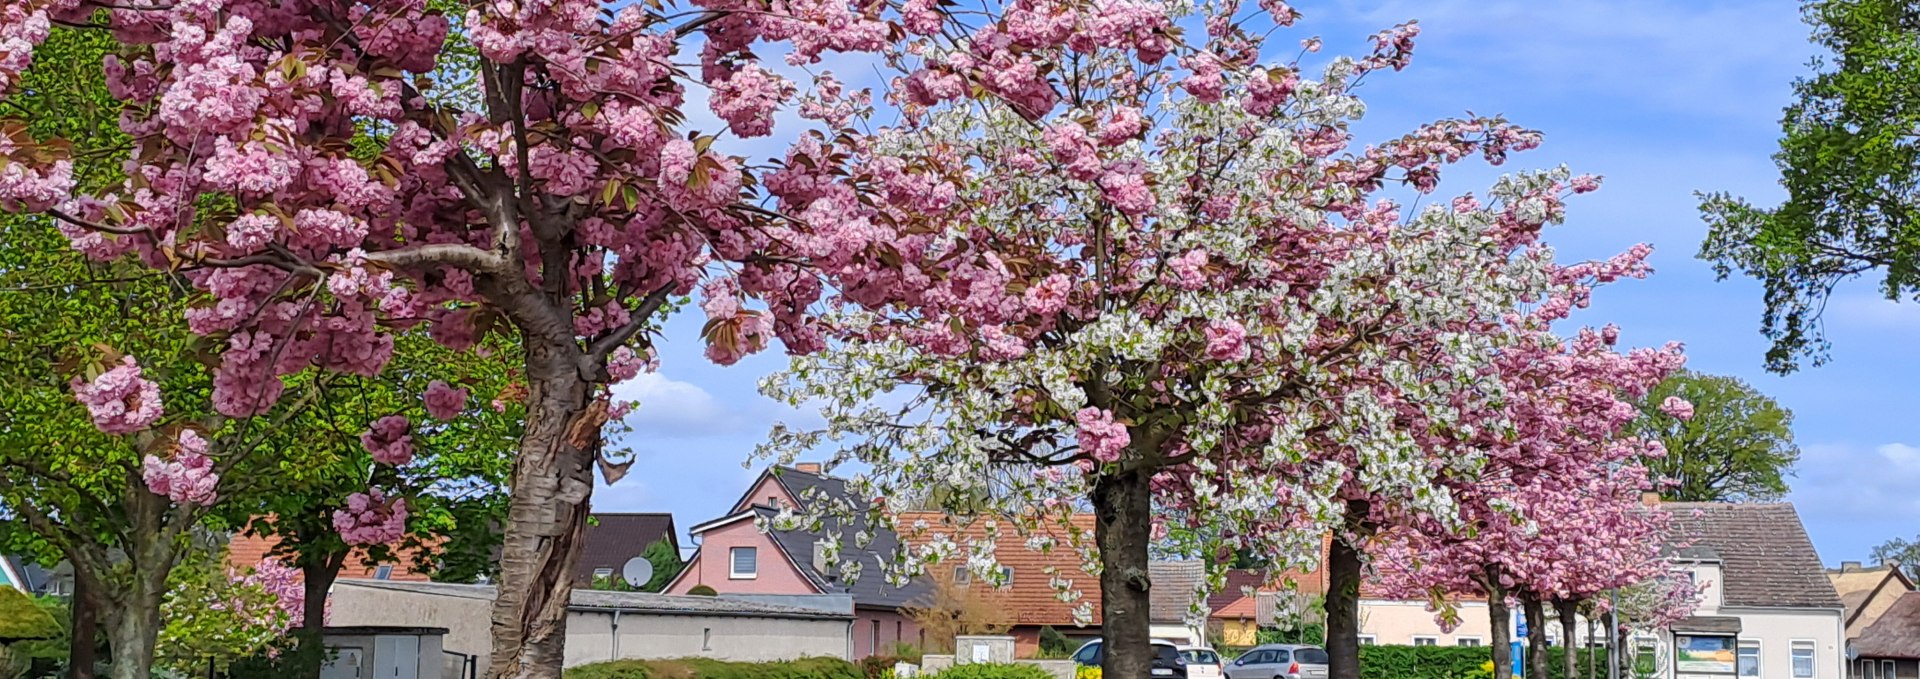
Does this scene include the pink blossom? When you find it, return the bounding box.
[332,490,408,546]
[142,434,218,507]
[710,66,794,138]
[360,415,414,465]
[1096,107,1146,146]
[1024,273,1073,316]
[1660,396,1694,421]
[1074,407,1130,463]
[422,381,468,420]
[1570,174,1603,194]
[1204,319,1249,360]
[225,213,279,252]
[1098,164,1154,216]
[1179,55,1224,102]
[71,356,164,434]
[1167,249,1209,290]
[607,345,658,382]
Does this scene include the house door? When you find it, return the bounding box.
[374,635,420,679]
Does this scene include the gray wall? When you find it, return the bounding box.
[564,609,853,667]
[330,583,492,668]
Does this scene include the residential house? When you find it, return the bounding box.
[894,511,1104,658]
[1829,562,1919,679]
[0,555,50,594]
[1663,502,1845,679]
[1151,560,1208,646]
[576,512,679,587]
[329,579,856,669]
[664,464,931,658]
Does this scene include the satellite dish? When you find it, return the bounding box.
[622,557,654,588]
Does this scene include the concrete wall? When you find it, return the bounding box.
[330,583,493,667]
[856,607,921,658]
[563,609,853,667]
[668,519,817,595]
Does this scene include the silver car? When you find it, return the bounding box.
[1224,644,1329,679]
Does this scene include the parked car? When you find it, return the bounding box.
[1070,638,1191,677]
[1179,645,1224,679]
[1224,644,1329,679]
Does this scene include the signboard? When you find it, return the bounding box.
[1675,635,1738,674]
[1512,642,1526,678]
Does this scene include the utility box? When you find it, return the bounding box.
[320,626,449,679]
[954,636,1016,665]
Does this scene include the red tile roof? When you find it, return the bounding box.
[226,533,434,581]
[895,512,1099,626]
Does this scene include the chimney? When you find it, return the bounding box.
[1842,561,1864,572]
[1640,492,1660,508]
[794,462,823,474]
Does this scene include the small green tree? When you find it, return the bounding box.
[1626,371,1800,502]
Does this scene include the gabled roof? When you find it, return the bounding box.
[1829,563,1915,630]
[575,513,677,585]
[1149,561,1206,623]
[1664,502,1842,609]
[896,512,1100,626]
[1854,592,1920,659]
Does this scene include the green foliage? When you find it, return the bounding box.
[1697,0,1920,373]
[1355,645,1604,679]
[925,664,1056,679]
[0,588,59,642]
[154,545,294,675]
[1627,370,1800,502]
[564,657,862,679]
[1872,537,1920,580]
[642,537,686,592]
[1037,626,1075,658]
[687,585,718,596]
[1257,623,1326,646]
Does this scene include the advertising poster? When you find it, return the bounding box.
[1676,635,1738,674]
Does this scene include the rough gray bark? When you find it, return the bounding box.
[1524,592,1549,679]
[1486,567,1513,679]
[67,573,97,679]
[1325,500,1371,679]
[1557,598,1582,679]
[1093,467,1154,679]
[485,340,598,679]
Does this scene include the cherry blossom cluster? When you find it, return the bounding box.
[360,415,414,466]
[234,557,315,629]
[70,355,163,434]
[332,489,408,546]
[422,380,468,420]
[141,430,219,506]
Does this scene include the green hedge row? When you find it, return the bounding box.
[564,657,862,679]
[1355,645,1606,679]
[924,664,1057,679]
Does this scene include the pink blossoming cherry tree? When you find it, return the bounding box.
[0,0,901,675]
[751,3,1648,677]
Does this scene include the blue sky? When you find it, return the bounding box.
[595,0,1920,566]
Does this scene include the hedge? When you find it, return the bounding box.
[564,657,862,679]
[1354,645,1606,679]
[924,664,1056,679]
[0,588,59,642]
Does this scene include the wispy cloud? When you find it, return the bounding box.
[611,371,747,437]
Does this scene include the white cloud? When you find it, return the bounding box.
[1791,441,1920,521]
[1825,294,1920,331]
[610,372,745,437]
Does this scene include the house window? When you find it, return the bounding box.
[896,621,903,645]
[1739,641,1760,678]
[593,567,614,580]
[1000,567,1014,584]
[768,496,780,508]
[953,566,971,586]
[1791,641,1816,678]
[1458,638,1483,647]
[373,565,394,580]
[1884,660,1896,679]
[1358,636,1377,646]
[1413,637,1438,647]
[702,628,712,651]
[872,620,880,652]
[730,547,758,578]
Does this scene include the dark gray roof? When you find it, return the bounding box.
[575,513,677,586]
[1665,503,1843,609]
[754,467,933,610]
[335,579,852,620]
[1855,593,1920,659]
[1149,561,1206,623]
[1672,616,1743,635]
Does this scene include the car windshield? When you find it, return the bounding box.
[1155,645,1183,664]
[1183,650,1221,664]
[1295,648,1330,664]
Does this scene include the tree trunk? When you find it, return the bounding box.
[1557,598,1581,679]
[290,555,345,679]
[1093,467,1154,679]
[1326,500,1371,679]
[99,588,164,679]
[1523,592,1549,679]
[487,342,597,679]
[67,573,98,679]
[1486,567,1513,679]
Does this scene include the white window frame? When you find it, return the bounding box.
[1000,566,1014,584]
[372,564,394,580]
[729,546,758,579]
[953,566,971,586]
[1413,636,1439,647]
[593,567,614,579]
[1883,660,1896,679]
[1738,639,1761,679]
[1358,635,1377,646]
[1457,637,1483,647]
[1790,640,1816,679]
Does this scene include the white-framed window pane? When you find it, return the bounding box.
[730,546,757,577]
[953,566,971,586]
[1738,641,1760,677]
[1884,660,1896,679]
[1866,662,1880,679]
[1458,638,1482,647]
[593,567,614,579]
[1791,642,1816,679]
[1358,636,1376,646]
[373,565,394,580]
[1001,567,1014,584]
[1414,637,1437,647]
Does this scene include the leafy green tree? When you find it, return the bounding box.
[1626,371,1800,502]
[1870,537,1920,579]
[1698,0,1920,373]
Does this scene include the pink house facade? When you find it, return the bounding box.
[665,465,929,658]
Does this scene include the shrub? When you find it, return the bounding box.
[686,585,718,596]
[1357,645,1604,679]
[1074,667,1102,679]
[565,657,862,679]
[926,664,1056,679]
[1037,626,1075,658]
[860,655,904,679]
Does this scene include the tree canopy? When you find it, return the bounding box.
[1698,0,1920,373]
[1627,370,1800,503]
